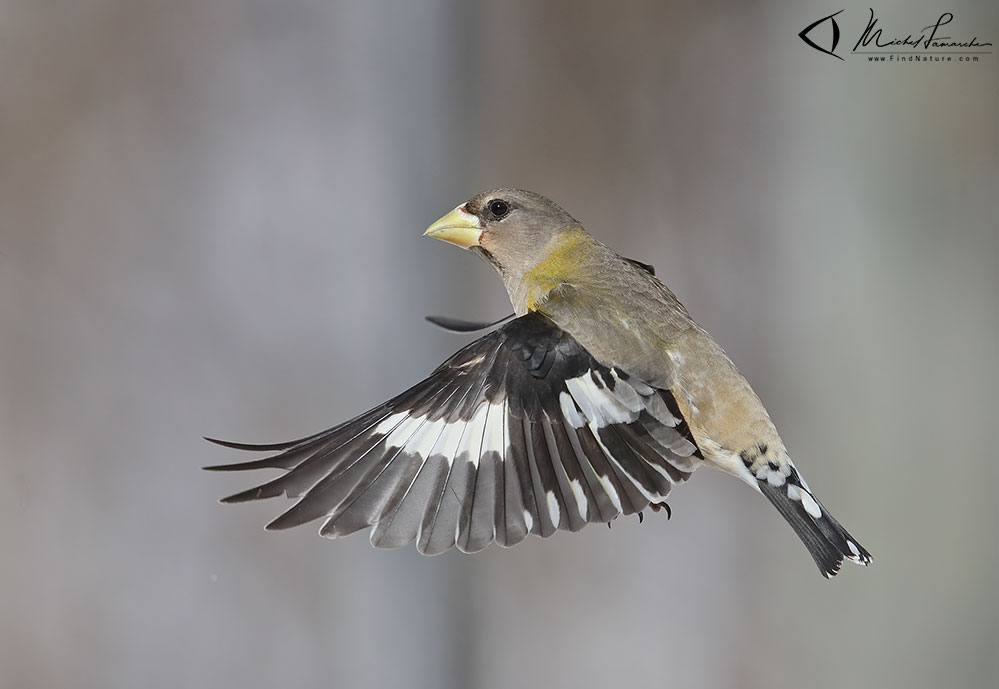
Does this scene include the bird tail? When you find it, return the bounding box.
[758,470,872,578]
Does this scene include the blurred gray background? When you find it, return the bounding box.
[1,1,996,688]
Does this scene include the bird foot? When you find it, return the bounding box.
[649,502,672,520]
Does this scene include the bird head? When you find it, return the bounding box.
[424,188,589,312]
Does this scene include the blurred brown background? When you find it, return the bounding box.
[1,1,996,688]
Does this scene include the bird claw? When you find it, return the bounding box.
[649,502,672,520]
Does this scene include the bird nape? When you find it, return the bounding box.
[206,188,872,578]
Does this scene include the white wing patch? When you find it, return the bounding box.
[566,375,636,427]
[597,472,624,512]
[375,401,511,468]
[569,479,588,520]
[435,415,466,467]
[383,415,428,450]
[374,411,409,435]
[559,391,586,428]
[459,403,489,467]
[480,402,505,457]
[405,417,449,458]
[545,490,561,527]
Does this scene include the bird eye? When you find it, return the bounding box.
[487,199,510,219]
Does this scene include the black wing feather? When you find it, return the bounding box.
[207,312,702,552]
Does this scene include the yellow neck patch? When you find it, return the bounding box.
[522,228,592,312]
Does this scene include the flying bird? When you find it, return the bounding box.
[206,189,872,577]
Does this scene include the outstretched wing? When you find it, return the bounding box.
[205,312,701,554]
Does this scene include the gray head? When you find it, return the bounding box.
[424,188,582,284]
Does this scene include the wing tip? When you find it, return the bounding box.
[202,458,285,472]
[425,313,514,333]
[203,436,300,452]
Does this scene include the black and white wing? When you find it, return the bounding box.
[205,312,702,554]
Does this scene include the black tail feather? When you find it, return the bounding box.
[759,480,872,578]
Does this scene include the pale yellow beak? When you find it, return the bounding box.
[423,205,481,249]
